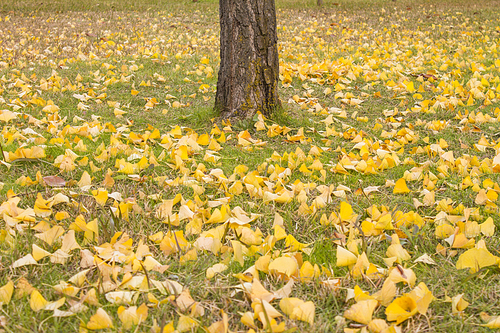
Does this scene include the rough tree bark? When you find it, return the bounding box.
[215,0,280,119]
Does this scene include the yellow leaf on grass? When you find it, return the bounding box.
[240,311,257,328]
[409,282,434,315]
[480,217,495,236]
[245,279,274,302]
[117,303,148,330]
[393,178,410,194]
[87,308,114,329]
[253,299,283,326]
[385,295,418,324]
[344,299,378,325]
[340,201,357,222]
[279,297,315,325]
[451,294,469,315]
[336,246,358,267]
[32,244,51,261]
[0,109,16,122]
[388,266,416,287]
[77,171,92,190]
[61,230,81,253]
[268,256,299,278]
[53,280,79,298]
[15,278,35,299]
[0,281,14,306]
[11,254,37,268]
[114,108,127,117]
[352,285,374,302]
[44,297,66,311]
[176,289,205,317]
[386,234,411,263]
[102,171,115,188]
[207,311,229,333]
[92,189,108,206]
[368,319,390,332]
[456,248,499,273]
[177,315,197,332]
[206,263,228,279]
[30,290,48,312]
[231,240,244,266]
[35,225,65,246]
[482,315,500,328]
[372,279,396,307]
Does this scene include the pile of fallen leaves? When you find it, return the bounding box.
[1,2,500,332]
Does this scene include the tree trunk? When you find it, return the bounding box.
[215,0,280,119]
[317,0,323,6]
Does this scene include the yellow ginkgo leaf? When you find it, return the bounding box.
[61,230,81,253]
[231,240,245,266]
[386,234,411,263]
[117,303,148,330]
[353,285,374,302]
[456,248,499,273]
[53,281,80,297]
[268,256,299,278]
[244,278,274,303]
[0,281,14,306]
[336,246,358,267]
[253,299,282,325]
[15,278,35,299]
[482,315,500,328]
[393,178,410,194]
[86,308,114,330]
[240,311,257,328]
[340,201,357,222]
[279,297,302,317]
[35,225,65,246]
[11,254,38,268]
[294,303,316,326]
[105,291,136,305]
[206,263,228,279]
[114,108,127,117]
[480,217,495,236]
[92,189,108,206]
[372,279,396,307]
[388,266,416,287]
[0,109,16,122]
[44,297,66,311]
[385,295,418,324]
[368,319,390,332]
[343,299,378,325]
[32,244,51,261]
[176,289,205,317]
[177,315,197,332]
[77,171,92,190]
[451,294,469,315]
[206,207,223,224]
[279,297,315,325]
[30,290,48,312]
[408,282,434,315]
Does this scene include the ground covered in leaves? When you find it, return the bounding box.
[1,0,500,332]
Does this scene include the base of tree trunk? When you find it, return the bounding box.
[215,0,280,119]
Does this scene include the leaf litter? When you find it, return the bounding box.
[0,1,500,332]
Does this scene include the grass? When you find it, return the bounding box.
[0,0,500,332]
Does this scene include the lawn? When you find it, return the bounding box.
[0,0,500,332]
